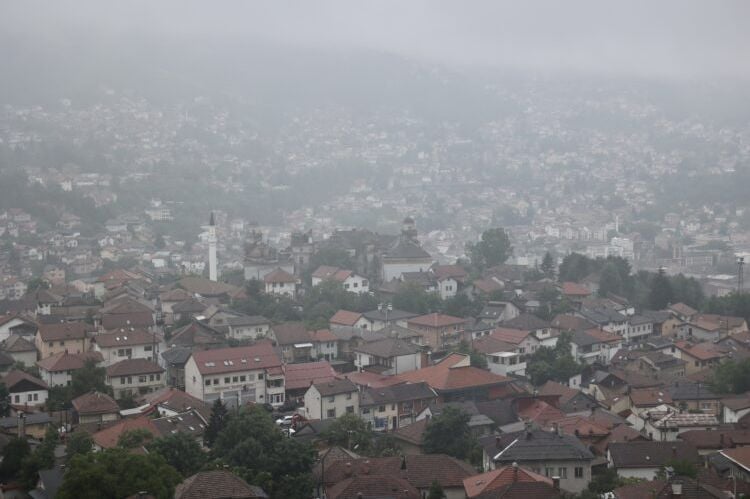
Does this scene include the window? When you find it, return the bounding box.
[391,404,396,410]
[121,377,127,385]
[344,284,350,289]
[127,377,132,384]
[205,379,211,386]
[149,374,155,381]
[346,392,352,400]
[233,376,238,383]
[545,467,554,477]
[558,467,567,479]
[379,405,386,412]
[14,395,19,403]
[33,393,38,401]
[328,396,335,403]
[27,394,33,402]
[327,409,336,419]
[256,327,263,333]
[213,379,219,385]
[224,377,230,384]
[59,341,65,346]
[156,373,160,381]
[258,374,264,380]
[362,408,370,414]
[575,467,584,478]
[139,375,147,383]
[240,375,246,382]
[144,345,153,351]
[346,406,354,413]
[353,282,358,288]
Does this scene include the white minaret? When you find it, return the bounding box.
[208,212,218,282]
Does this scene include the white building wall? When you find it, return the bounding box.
[382,261,432,282]
[10,389,48,407]
[437,278,458,300]
[304,386,360,420]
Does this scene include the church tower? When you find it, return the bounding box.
[401,216,418,242]
[208,212,218,281]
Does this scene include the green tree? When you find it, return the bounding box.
[441,294,481,318]
[598,263,623,297]
[117,428,155,450]
[656,459,697,479]
[422,406,477,462]
[57,447,181,499]
[558,253,592,283]
[648,269,674,310]
[0,437,30,481]
[526,331,582,385]
[540,252,555,278]
[20,425,59,488]
[467,228,512,271]
[392,282,442,315]
[147,432,206,477]
[456,340,488,369]
[710,358,750,394]
[204,398,230,447]
[427,480,446,499]
[66,431,93,462]
[321,413,373,453]
[0,384,10,417]
[71,360,111,398]
[588,468,625,494]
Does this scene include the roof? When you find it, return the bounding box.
[106,358,164,377]
[537,380,589,408]
[391,418,429,445]
[721,446,750,471]
[609,441,700,468]
[432,264,468,281]
[630,388,673,407]
[37,321,92,341]
[329,310,363,327]
[178,277,243,298]
[139,387,211,421]
[263,268,296,283]
[384,237,431,260]
[0,412,52,428]
[407,312,465,328]
[362,308,418,322]
[493,429,594,463]
[561,281,591,297]
[101,311,155,330]
[151,410,206,441]
[313,378,358,397]
[489,328,533,345]
[679,428,750,449]
[2,333,37,352]
[162,346,193,366]
[361,382,436,406]
[171,298,207,314]
[652,412,719,429]
[309,329,338,343]
[674,341,728,361]
[92,415,159,449]
[71,391,119,415]
[501,314,550,331]
[326,475,419,499]
[472,335,518,355]
[669,303,697,317]
[353,337,419,358]
[175,470,268,499]
[190,342,281,375]
[270,322,311,345]
[169,321,225,348]
[2,369,48,392]
[93,329,159,348]
[396,353,510,392]
[551,314,597,332]
[284,361,337,391]
[463,465,553,498]
[37,351,103,373]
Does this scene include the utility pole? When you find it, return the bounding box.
[738,256,745,294]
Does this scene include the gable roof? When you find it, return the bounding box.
[493,429,594,463]
[2,369,48,392]
[106,358,163,377]
[353,337,419,358]
[407,313,465,328]
[396,353,509,392]
[170,321,225,348]
[313,378,358,397]
[326,475,419,499]
[270,322,311,345]
[2,333,37,352]
[263,268,296,284]
[175,470,268,499]
[71,391,119,415]
[361,382,436,406]
[37,351,103,373]
[473,335,518,355]
[463,465,553,498]
[384,237,431,260]
[561,282,592,297]
[190,342,281,375]
[284,361,337,391]
[609,441,700,468]
[139,387,211,422]
[432,264,468,281]
[92,415,159,449]
[94,329,159,348]
[37,321,92,341]
[329,310,363,327]
[490,328,533,345]
[501,314,551,331]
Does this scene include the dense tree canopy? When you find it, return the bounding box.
[710,358,750,394]
[526,331,582,386]
[422,406,479,464]
[321,413,374,454]
[467,228,512,271]
[147,432,207,477]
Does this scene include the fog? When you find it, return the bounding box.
[2,0,749,81]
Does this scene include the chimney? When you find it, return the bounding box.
[671,446,677,458]
[552,476,560,491]
[400,455,407,470]
[345,462,353,477]
[670,481,682,498]
[17,413,26,438]
[720,433,725,448]
[512,462,518,482]
[495,436,501,449]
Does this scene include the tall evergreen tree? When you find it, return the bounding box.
[204,398,229,447]
[648,269,674,309]
[598,263,623,297]
[540,252,555,278]
[427,480,446,499]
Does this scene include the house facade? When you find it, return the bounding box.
[304,378,359,420]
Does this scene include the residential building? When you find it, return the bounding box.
[311,266,370,295]
[263,268,297,297]
[329,310,370,329]
[2,333,38,367]
[380,218,433,282]
[37,351,104,387]
[304,378,359,420]
[35,321,92,358]
[71,391,120,424]
[3,369,48,408]
[463,465,561,499]
[184,342,285,407]
[92,328,163,366]
[268,322,313,363]
[407,313,466,351]
[106,358,166,399]
[283,361,337,402]
[174,470,269,499]
[492,428,595,493]
[608,441,700,480]
[359,382,437,431]
[473,334,526,377]
[720,447,750,484]
[309,329,339,361]
[361,308,418,331]
[353,338,422,375]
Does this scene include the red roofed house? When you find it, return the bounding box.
[283,361,337,401]
[2,369,48,408]
[92,415,160,450]
[184,342,286,408]
[431,264,468,300]
[407,313,467,351]
[72,391,120,424]
[329,310,370,330]
[37,351,104,387]
[309,329,339,361]
[673,340,728,374]
[263,268,297,297]
[35,321,93,359]
[472,334,526,377]
[396,353,511,402]
[106,359,165,399]
[560,281,592,300]
[311,265,370,295]
[490,327,541,358]
[92,328,164,366]
[463,465,559,499]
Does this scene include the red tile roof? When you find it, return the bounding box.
[284,361,337,391]
[106,358,164,377]
[432,265,468,281]
[37,321,93,341]
[675,341,728,361]
[37,351,103,373]
[263,268,296,283]
[190,341,281,375]
[2,369,48,391]
[93,329,159,348]
[515,399,565,425]
[561,282,592,297]
[329,310,363,327]
[175,470,268,499]
[490,327,532,345]
[327,475,419,499]
[72,391,119,415]
[309,329,338,342]
[408,313,465,328]
[721,446,750,470]
[463,465,552,498]
[395,353,509,392]
[92,415,159,449]
[629,388,673,407]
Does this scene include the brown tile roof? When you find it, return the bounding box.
[489,327,532,345]
[2,333,37,352]
[178,277,243,298]
[678,428,750,449]
[629,388,673,407]
[93,329,159,348]
[314,378,358,396]
[37,351,103,373]
[138,387,210,422]
[514,399,565,425]
[609,441,700,468]
[721,446,750,470]
[311,265,341,280]
[310,329,338,342]
[92,415,159,449]
[391,418,429,446]
[591,423,648,455]
[344,370,404,389]
[329,310,363,327]
[473,278,503,294]
[551,314,597,332]
[674,341,728,361]
[270,322,311,345]
[71,391,119,416]
[175,470,268,499]
[463,465,552,498]
[561,282,592,297]
[37,321,92,341]
[102,311,154,330]
[472,335,517,355]
[2,369,48,391]
[613,479,668,499]
[432,264,468,281]
[284,361,337,391]
[106,358,163,377]
[408,313,465,328]
[396,353,509,392]
[191,341,281,375]
[327,475,419,499]
[263,268,296,283]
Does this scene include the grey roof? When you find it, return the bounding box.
[0,351,14,367]
[645,336,674,349]
[227,315,270,327]
[384,237,431,260]
[31,466,64,499]
[313,378,358,396]
[642,310,673,323]
[629,314,653,326]
[493,429,594,462]
[609,441,700,468]
[501,313,550,331]
[353,338,419,358]
[668,381,721,401]
[378,323,422,340]
[467,319,495,333]
[479,303,507,320]
[329,325,387,343]
[474,399,518,427]
[570,330,601,347]
[401,271,436,287]
[152,410,206,439]
[3,333,37,353]
[360,382,436,406]
[362,308,419,322]
[580,307,627,325]
[0,412,52,428]
[162,347,193,366]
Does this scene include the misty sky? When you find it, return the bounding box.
[2,0,750,81]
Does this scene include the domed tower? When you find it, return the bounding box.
[401,216,418,242]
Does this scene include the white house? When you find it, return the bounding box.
[352,338,421,376]
[263,268,297,297]
[3,370,48,408]
[105,358,166,399]
[36,351,104,387]
[380,218,433,282]
[2,334,38,367]
[311,266,370,295]
[303,378,359,420]
[473,335,526,377]
[92,329,164,367]
[184,342,285,408]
